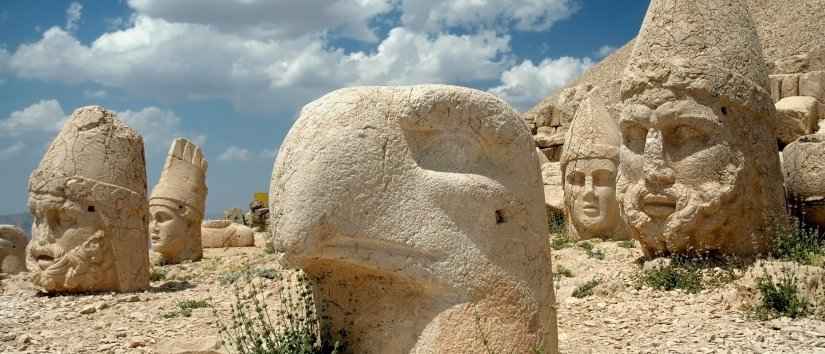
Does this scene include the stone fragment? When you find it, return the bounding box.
[775,96,820,146]
[561,89,629,241]
[781,74,800,98]
[783,134,825,228]
[149,138,208,265]
[271,85,558,353]
[26,106,150,293]
[0,225,27,274]
[617,0,786,257]
[800,71,825,102]
[201,220,255,248]
[537,149,564,218]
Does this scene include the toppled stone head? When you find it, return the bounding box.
[783,134,825,228]
[149,138,208,265]
[270,85,557,353]
[560,90,628,240]
[26,106,150,293]
[617,0,786,257]
[0,225,28,274]
[201,220,255,248]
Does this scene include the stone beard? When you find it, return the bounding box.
[616,91,759,257]
[26,180,118,292]
[563,158,621,239]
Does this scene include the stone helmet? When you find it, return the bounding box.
[149,138,208,222]
[559,88,621,176]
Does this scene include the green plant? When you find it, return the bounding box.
[149,267,168,282]
[618,240,636,249]
[163,299,209,319]
[639,261,703,294]
[255,268,281,281]
[772,218,824,265]
[547,211,565,235]
[550,234,574,250]
[753,267,810,319]
[215,271,343,354]
[578,242,605,260]
[572,279,601,298]
[555,265,574,278]
[219,271,245,285]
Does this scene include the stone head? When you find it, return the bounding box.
[617,0,786,257]
[149,138,207,264]
[0,225,28,274]
[26,106,150,292]
[270,85,556,353]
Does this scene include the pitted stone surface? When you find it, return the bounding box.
[783,134,825,228]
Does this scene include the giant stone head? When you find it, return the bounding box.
[270,85,557,353]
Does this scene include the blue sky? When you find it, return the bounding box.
[0,0,649,215]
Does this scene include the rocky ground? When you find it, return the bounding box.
[2,242,825,353]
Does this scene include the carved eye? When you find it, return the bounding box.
[622,124,647,154]
[566,172,585,186]
[591,170,613,187]
[671,125,705,145]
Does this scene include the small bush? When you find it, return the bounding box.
[555,265,574,278]
[578,242,605,260]
[149,267,168,282]
[163,299,209,319]
[753,268,810,319]
[215,271,343,354]
[572,279,601,298]
[772,219,824,265]
[550,234,574,250]
[255,268,281,281]
[618,240,636,249]
[640,262,703,294]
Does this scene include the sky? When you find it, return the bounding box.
[0,0,650,215]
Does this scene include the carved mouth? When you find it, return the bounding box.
[642,194,677,218]
[580,203,600,216]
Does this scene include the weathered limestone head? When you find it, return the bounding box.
[783,134,825,228]
[617,0,786,257]
[0,225,28,274]
[26,106,150,293]
[561,90,628,240]
[149,138,207,265]
[201,220,255,248]
[270,85,557,353]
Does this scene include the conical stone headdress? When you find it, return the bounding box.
[560,89,621,174]
[620,0,773,115]
[149,138,208,218]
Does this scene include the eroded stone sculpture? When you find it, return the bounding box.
[0,225,28,274]
[271,85,558,353]
[617,0,786,257]
[26,106,150,292]
[201,220,255,248]
[149,138,207,265]
[783,134,825,229]
[560,92,628,240]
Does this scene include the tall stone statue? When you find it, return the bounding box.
[149,138,207,265]
[617,0,786,257]
[0,225,28,274]
[270,85,558,353]
[561,91,629,240]
[26,106,150,293]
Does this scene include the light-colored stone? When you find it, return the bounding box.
[539,154,565,216]
[0,225,28,274]
[271,85,558,354]
[775,96,820,145]
[26,106,150,293]
[780,74,800,98]
[800,71,825,102]
[152,336,225,354]
[617,0,786,257]
[149,138,207,265]
[783,134,825,228]
[561,90,629,241]
[201,220,255,248]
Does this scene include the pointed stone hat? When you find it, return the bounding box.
[620,0,773,114]
[560,88,621,173]
[149,138,208,218]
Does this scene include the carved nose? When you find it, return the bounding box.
[643,130,675,187]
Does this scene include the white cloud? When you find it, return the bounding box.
[117,106,204,153]
[8,20,513,113]
[127,0,394,42]
[489,57,592,111]
[0,99,67,136]
[65,2,83,32]
[218,146,251,161]
[595,45,616,58]
[400,0,578,33]
[83,89,108,98]
[0,142,25,160]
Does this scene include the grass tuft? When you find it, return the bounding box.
[572,279,601,298]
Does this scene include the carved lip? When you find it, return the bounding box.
[580,203,600,216]
[642,194,677,218]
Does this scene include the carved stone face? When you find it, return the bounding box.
[564,158,618,235]
[617,94,745,254]
[27,184,117,291]
[149,205,188,257]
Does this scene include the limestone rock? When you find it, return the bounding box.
[775,96,820,146]
[732,261,825,313]
[0,225,27,274]
[537,149,564,216]
[783,134,825,228]
[26,106,150,293]
[616,0,786,257]
[800,71,825,102]
[152,336,225,354]
[561,89,629,241]
[149,138,207,265]
[201,220,255,248]
[271,85,558,353]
